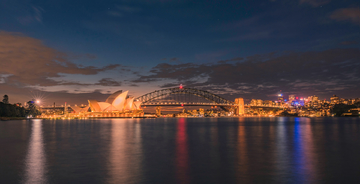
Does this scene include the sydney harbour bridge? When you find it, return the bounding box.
[134,87,244,114]
[41,86,245,115]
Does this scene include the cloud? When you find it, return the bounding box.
[17,5,44,25]
[107,5,141,17]
[299,0,331,7]
[107,11,123,17]
[133,48,360,99]
[95,78,122,86]
[0,31,119,87]
[162,57,181,63]
[330,8,360,25]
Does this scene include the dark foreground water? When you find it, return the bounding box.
[1,117,360,184]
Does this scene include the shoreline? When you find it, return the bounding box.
[0,117,28,121]
[2,116,359,121]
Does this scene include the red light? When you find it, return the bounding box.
[181,104,184,106]
[296,97,299,100]
[179,84,183,89]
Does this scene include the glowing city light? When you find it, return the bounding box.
[179,84,183,89]
[36,100,40,104]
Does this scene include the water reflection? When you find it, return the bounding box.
[293,118,316,183]
[176,118,190,184]
[108,119,142,184]
[24,119,46,184]
[3,117,357,183]
[237,117,249,182]
[275,117,289,181]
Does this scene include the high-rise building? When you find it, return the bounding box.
[278,94,284,102]
[330,95,339,105]
[312,95,319,102]
[289,95,295,102]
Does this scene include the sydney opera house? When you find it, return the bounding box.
[57,90,144,118]
[80,90,144,118]
[39,90,144,119]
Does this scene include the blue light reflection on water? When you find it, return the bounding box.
[292,117,317,184]
[293,117,304,183]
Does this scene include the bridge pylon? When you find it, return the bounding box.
[234,98,244,115]
[156,106,161,116]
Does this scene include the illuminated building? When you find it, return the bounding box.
[263,100,273,106]
[330,95,339,105]
[250,99,257,106]
[88,90,142,112]
[312,95,319,102]
[289,95,295,102]
[72,105,90,113]
[278,94,284,102]
[199,108,205,116]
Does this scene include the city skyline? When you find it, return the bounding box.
[1,0,360,105]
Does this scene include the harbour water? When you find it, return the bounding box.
[1,117,360,184]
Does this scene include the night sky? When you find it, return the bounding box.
[1,0,360,105]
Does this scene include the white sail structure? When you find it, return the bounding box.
[88,90,141,112]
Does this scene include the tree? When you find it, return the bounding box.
[331,104,356,116]
[26,100,41,117]
[2,95,9,104]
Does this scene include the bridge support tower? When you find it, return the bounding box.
[156,106,161,116]
[235,98,244,115]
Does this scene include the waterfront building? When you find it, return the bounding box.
[289,95,295,102]
[250,99,257,106]
[330,95,340,105]
[312,95,319,102]
[278,94,284,102]
[263,100,273,106]
[88,90,142,112]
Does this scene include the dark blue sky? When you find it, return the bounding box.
[1,0,360,104]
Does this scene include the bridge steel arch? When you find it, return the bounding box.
[134,87,235,105]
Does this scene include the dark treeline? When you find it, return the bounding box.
[0,102,27,117]
[331,103,360,117]
[0,95,40,118]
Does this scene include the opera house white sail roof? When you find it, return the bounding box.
[88,90,142,112]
